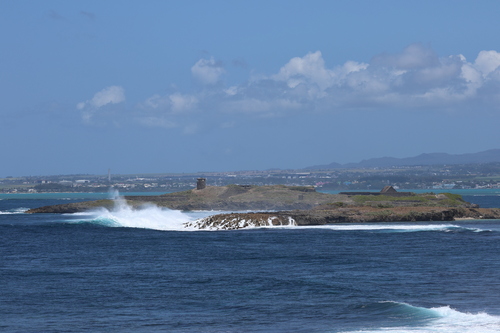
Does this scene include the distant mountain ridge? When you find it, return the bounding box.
[306,149,500,169]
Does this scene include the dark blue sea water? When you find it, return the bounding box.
[2,191,500,332]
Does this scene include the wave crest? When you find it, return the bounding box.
[345,301,500,333]
[67,193,216,231]
[0,207,29,214]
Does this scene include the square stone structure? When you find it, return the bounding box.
[197,178,206,190]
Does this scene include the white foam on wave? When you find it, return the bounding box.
[292,224,482,232]
[0,207,29,214]
[68,193,219,231]
[343,302,500,333]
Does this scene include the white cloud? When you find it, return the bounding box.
[460,61,482,96]
[224,86,238,96]
[342,60,369,74]
[90,86,125,108]
[191,57,225,85]
[273,51,334,90]
[77,86,125,110]
[262,45,500,111]
[474,50,500,77]
[76,86,125,122]
[87,46,500,129]
[138,93,197,113]
[170,93,198,113]
[142,94,169,109]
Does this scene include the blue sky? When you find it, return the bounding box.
[2,1,500,176]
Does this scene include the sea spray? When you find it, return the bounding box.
[90,203,196,230]
[68,188,208,231]
[108,187,120,200]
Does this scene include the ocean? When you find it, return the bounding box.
[1,190,500,332]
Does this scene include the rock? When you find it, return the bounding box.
[184,207,500,230]
[185,213,296,230]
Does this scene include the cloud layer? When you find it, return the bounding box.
[78,44,500,130]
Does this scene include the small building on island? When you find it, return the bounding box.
[380,186,398,194]
[196,178,206,190]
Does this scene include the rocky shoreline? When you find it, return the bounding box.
[186,206,500,230]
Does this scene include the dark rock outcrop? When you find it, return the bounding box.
[185,207,500,230]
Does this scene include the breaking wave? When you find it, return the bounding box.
[68,197,216,231]
[0,207,29,214]
[343,301,500,333]
[65,189,195,230]
[68,190,296,231]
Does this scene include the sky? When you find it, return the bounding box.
[2,0,500,176]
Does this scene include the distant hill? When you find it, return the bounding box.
[306,149,500,169]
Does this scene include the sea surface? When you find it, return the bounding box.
[2,190,500,332]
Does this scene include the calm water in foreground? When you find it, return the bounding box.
[1,190,500,332]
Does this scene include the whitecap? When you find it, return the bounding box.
[0,207,29,214]
[291,224,486,233]
[66,192,218,231]
[342,301,500,333]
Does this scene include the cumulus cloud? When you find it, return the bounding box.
[77,86,125,109]
[191,57,225,85]
[273,51,334,90]
[77,86,125,122]
[255,45,500,111]
[89,46,500,130]
[474,50,500,77]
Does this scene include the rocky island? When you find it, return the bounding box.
[26,183,500,230]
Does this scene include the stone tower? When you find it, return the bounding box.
[197,178,206,190]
